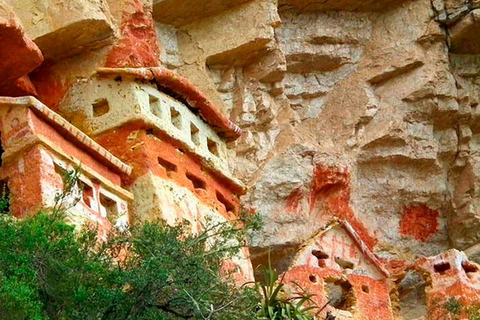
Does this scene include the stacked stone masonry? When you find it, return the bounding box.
[2,0,480,318]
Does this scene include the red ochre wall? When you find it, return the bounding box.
[283,265,394,320]
[0,108,123,219]
[95,122,242,220]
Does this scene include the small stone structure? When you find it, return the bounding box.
[57,67,253,282]
[413,249,480,319]
[58,67,243,225]
[0,96,133,239]
[282,221,394,320]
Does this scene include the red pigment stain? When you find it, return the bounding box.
[399,204,439,242]
[309,165,377,250]
[0,75,38,97]
[286,188,303,213]
[381,258,407,276]
[309,165,349,206]
[30,63,69,111]
[105,0,160,68]
[0,15,43,85]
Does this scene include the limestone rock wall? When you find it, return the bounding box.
[156,0,459,265]
[154,0,480,313]
[154,0,480,295]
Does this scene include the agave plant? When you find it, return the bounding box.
[255,261,320,320]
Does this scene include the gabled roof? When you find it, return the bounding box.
[0,96,132,176]
[95,67,242,141]
[293,219,390,278]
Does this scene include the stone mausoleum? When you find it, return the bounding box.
[2,0,480,318]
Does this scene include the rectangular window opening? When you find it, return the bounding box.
[149,95,162,118]
[312,250,329,268]
[207,138,220,157]
[462,261,479,274]
[158,157,177,174]
[170,107,182,130]
[99,193,119,220]
[190,123,201,146]
[186,172,207,190]
[79,181,95,209]
[92,98,110,117]
[216,191,235,213]
[54,163,68,190]
[434,262,451,275]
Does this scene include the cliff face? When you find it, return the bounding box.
[2,0,480,318]
[161,0,480,267]
[153,0,480,316]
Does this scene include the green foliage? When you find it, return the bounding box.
[0,212,261,320]
[105,220,260,320]
[0,185,10,214]
[255,257,319,320]
[445,297,462,316]
[468,304,480,320]
[444,297,480,320]
[52,166,82,213]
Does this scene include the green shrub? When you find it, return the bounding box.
[0,211,262,320]
[444,297,480,320]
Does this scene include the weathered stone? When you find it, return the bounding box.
[5,0,114,59]
[153,0,251,27]
[156,23,182,68]
[278,0,410,12]
[243,49,286,83]
[168,0,281,115]
[105,0,160,68]
[277,10,370,73]
[0,0,42,92]
[449,9,480,54]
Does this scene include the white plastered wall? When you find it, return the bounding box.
[59,78,242,187]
